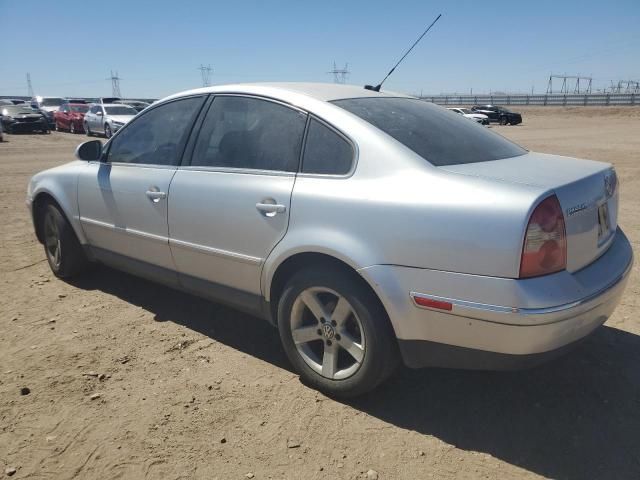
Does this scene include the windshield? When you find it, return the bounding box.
[41,98,64,107]
[105,106,136,115]
[70,105,89,113]
[332,98,527,166]
[2,106,38,115]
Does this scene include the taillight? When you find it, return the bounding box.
[519,195,567,278]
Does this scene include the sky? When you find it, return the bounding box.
[1,0,638,99]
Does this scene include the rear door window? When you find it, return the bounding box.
[191,96,307,172]
[301,118,353,175]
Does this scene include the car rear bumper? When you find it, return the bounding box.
[359,228,633,369]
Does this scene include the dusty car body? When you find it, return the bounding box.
[1,105,49,133]
[447,107,489,125]
[26,83,633,396]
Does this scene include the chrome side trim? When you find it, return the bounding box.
[80,217,168,244]
[169,238,262,266]
[410,257,633,326]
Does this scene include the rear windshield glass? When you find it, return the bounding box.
[332,98,527,166]
[105,106,136,115]
[41,98,64,106]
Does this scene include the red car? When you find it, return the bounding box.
[54,102,89,134]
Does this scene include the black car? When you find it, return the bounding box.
[1,105,49,133]
[471,105,522,125]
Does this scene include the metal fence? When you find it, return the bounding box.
[419,93,638,106]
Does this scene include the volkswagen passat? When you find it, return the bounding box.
[26,83,633,397]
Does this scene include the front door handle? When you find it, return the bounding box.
[146,189,167,203]
[256,201,286,217]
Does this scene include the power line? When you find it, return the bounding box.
[328,62,350,84]
[546,74,592,94]
[108,70,122,97]
[198,64,213,87]
[26,73,34,97]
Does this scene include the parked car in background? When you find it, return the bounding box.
[54,102,90,134]
[31,96,65,128]
[116,99,150,112]
[0,121,3,142]
[7,99,29,105]
[26,83,632,397]
[447,107,489,125]
[1,104,49,133]
[0,99,14,106]
[471,105,522,125]
[97,97,121,105]
[83,103,137,138]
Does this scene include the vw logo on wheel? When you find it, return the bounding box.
[322,323,336,340]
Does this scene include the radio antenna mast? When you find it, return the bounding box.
[365,13,442,92]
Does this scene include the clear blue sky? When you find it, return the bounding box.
[1,0,638,99]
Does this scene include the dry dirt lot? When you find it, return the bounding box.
[1,107,639,480]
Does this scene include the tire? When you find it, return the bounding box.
[499,116,508,126]
[69,122,76,134]
[104,124,112,138]
[85,123,92,137]
[277,266,399,398]
[41,203,89,278]
[55,122,60,132]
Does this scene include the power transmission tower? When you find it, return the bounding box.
[26,73,34,97]
[108,70,122,97]
[546,74,592,94]
[198,64,213,87]
[328,62,350,84]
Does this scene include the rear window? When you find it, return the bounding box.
[333,98,526,166]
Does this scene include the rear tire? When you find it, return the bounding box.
[41,203,89,278]
[69,122,76,134]
[499,116,508,125]
[277,266,399,398]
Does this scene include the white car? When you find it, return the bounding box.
[448,107,489,125]
[83,103,137,138]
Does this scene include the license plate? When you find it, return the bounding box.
[597,202,610,240]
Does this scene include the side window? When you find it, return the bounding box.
[90,106,99,114]
[107,96,204,166]
[191,96,307,172]
[301,118,353,175]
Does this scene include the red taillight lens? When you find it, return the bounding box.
[519,195,567,278]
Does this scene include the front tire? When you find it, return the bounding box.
[69,121,76,134]
[277,266,399,398]
[499,116,508,125]
[104,124,112,138]
[41,203,89,278]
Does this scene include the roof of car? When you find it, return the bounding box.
[169,82,413,103]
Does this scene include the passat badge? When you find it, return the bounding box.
[604,171,617,198]
[567,203,587,217]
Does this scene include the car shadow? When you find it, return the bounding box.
[70,265,640,480]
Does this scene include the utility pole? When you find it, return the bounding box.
[328,62,350,84]
[26,73,34,97]
[198,64,213,87]
[108,70,122,98]
[547,74,592,94]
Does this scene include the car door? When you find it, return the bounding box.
[77,96,206,282]
[168,95,307,301]
[85,105,97,130]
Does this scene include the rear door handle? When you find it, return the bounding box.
[146,189,167,202]
[256,202,286,217]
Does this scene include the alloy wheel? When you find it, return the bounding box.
[44,212,61,269]
[289,287,365,380]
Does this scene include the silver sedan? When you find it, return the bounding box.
[26,83,633,397]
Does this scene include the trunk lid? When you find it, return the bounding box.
[440,152,618,273]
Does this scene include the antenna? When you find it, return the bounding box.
[365,13,442,92]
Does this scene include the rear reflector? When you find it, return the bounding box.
[413,296,453,311]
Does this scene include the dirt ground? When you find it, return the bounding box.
[1,107,639,480]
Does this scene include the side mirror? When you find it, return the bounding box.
[96,111,103,116]
[75,140,103,161]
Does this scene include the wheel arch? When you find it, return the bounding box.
[265,251,399,339]
[31,190,86,246]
